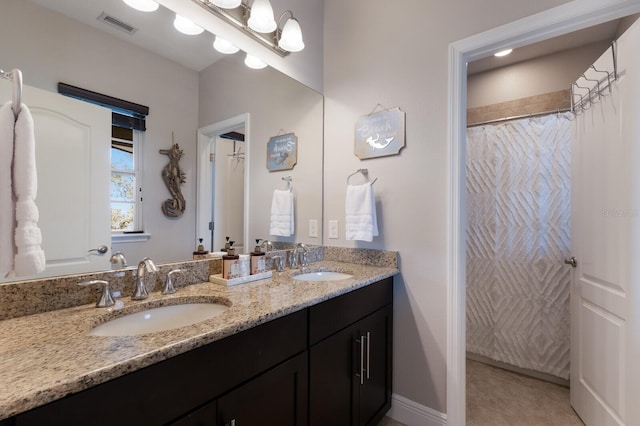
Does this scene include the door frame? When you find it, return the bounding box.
[196,113,251,253]
[447,1,640,424]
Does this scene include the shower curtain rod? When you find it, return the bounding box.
[467,108,571,128]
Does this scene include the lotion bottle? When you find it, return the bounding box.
[250,239,266,275]
[222,241,240,279]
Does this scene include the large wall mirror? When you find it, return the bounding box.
[0,0,323,282]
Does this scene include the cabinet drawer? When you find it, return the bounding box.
[309,277,392,345]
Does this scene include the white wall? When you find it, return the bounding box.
[0,0,199,264]
[467,41,610,108]
[323,0,572,415]
[199,55,324,246]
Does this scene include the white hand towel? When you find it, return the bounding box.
[12,104,45,276]
[270,189,294,237]
[345,182,378,242]
[0,102,15,274]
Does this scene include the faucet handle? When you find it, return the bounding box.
[78,280,115,308]
[163,269,181,295]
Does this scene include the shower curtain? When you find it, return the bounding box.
[466,113,572,379]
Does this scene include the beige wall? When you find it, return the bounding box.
[323,0,572,413]
[0,0,199,264]
[198,55,324,246]
[467,41,611,108]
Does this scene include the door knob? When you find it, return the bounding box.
[564,257,577,268]
[88,245,108,255]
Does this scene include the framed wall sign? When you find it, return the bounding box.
[267,132,297,171]
[354,106,405,159]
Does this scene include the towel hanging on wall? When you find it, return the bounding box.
[270,188,294,237]
[0,101,46,277]
[345,182,378,242]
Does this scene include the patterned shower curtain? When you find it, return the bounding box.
[466,113,572,379]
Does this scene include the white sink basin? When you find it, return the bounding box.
[89,303,229,336]
[292,271,354,282]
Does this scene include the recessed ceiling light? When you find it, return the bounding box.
[494,49,513,57]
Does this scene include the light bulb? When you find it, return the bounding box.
[278,18,304,52]
[210,0,242,8]
[247,0,276,33]
[213,36,239,54]
[173,14,204,35]
[244,54,267,69]
[122,0,159,12]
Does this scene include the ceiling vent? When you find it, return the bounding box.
[97,12,138,35]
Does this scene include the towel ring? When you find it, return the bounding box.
[282,176,293,191]
[347,168,377,185]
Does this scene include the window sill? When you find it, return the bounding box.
[112,232,151,244]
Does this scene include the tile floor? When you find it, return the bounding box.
[467,359,585,425]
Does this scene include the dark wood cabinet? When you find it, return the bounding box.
[309,278,393,426]
[218,352,308,426]
[10,277,393,426]
[172,352,307,426]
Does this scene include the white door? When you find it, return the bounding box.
[0,81,111,281]
[570,22,640,425]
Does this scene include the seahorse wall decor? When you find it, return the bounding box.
[159,142,186,217]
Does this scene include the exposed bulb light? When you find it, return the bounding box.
[210,0,242,8]
[244,53,267,69]
[494,49,513,57]
[122,0,159,12]
[247,0,277,33]
[213,36,239,54]
[173,14,204,35]
[278,16,304,52]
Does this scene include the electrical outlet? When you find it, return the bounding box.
[309,219,318,238]
[328,220,339,239]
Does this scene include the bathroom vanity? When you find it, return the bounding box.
[0,258,396,426]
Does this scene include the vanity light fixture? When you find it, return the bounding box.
[122,0,159,12]
[214,36,240,54]
[210,0,242,8]
[494,48,513,57]
[277,11,304,53]
[195,0,305,57]
[247,0,277,33]
[174,13,205,35]
[244,53,267,69]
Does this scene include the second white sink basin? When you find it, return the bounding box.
[292,271,354,282]
[89,302,229,337]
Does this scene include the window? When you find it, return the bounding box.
[57,83,150,241]
[111,127,142,232]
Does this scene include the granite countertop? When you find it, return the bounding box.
[0,260,398,420]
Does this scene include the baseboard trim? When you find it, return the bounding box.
[387,393,447,426]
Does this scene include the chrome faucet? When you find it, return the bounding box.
[260,239,274,253]
[293,243,309,269]
[109,251,128,269]
[132,257,157,300]
[78,280,115,308]
[162,269,181,295]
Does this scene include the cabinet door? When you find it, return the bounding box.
[171,401,217,426]
[217,352,308,426]
[356,305,393,426]
[309,324,356,426]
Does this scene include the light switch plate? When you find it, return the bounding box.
[328,220,339,239]
[309,219,318,238]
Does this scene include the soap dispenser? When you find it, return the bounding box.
[222,241,240,279]
[250,239,266,275]
[193,238,208,259]
[222,236,230,252]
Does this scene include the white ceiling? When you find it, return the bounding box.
[468,19,622,75]
[31,0,225,71]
